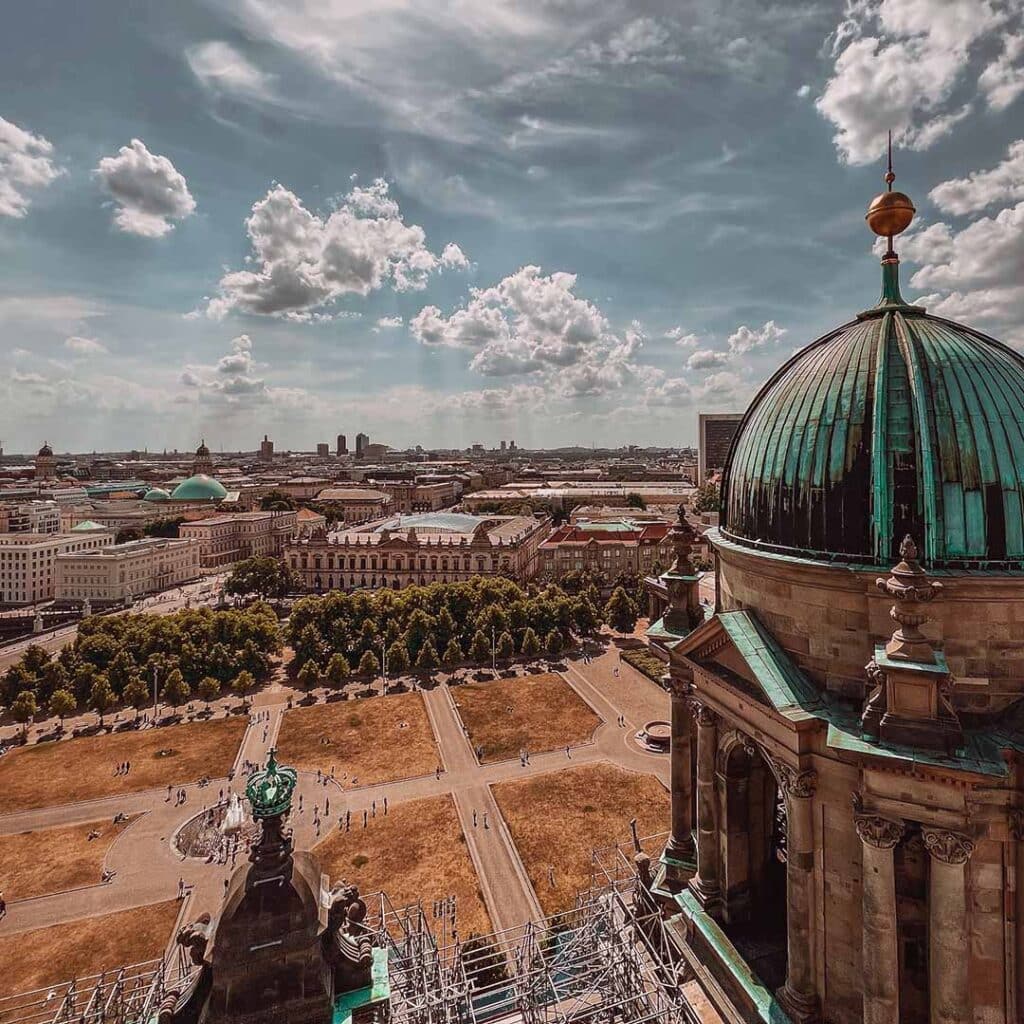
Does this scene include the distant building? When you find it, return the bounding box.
[316,442,330,458]
[697,412,743,484]
[0,500,60,535]
[500,440,507,451]
[0,530,114,605]
[374,479,456,514]
[34,442,57,480]
[55,536,200,605]
[336,433,347,455]
[179,510,298,568]
[285,511,549,591]
[192,439,214,476]
[539,519,674,581]
[362,443,388,461]
[315,487,393,524]
[355,432,369,457]
[259,435,274,461]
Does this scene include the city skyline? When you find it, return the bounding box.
[1,0,1022,452]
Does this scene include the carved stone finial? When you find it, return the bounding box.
[876,534,942,663]
[922,827,975,865]
[662,507,703,634]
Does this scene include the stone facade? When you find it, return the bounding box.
[0,531,114,604]
[179,510,298,568]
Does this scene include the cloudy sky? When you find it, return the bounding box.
[1,0,1022,453]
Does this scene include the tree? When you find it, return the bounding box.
[122,676,150,717]
[386,641,411,676]
[88,676,116,724]
[415,640,439,674]
[292,623,326,672]
[462,933,509,988]
[198,676,221,706]
[161,669,191,709]
[2,664,34,706]
[520,627,541,659]
[692,480,720,514]
[571,598,601,637]
[259,489,296,511]
[115,526,144,544]
[106,650,137,696]
[144,516,185,538]
[232,669,255,697]
[604,586,639,633]
[11,689,38,734]
[324,653,351,688]
[38,661,69,703]
[442,636,464,668]
[358,650,380,677]
[297,661,321,691]
[496,631,515,663]
[48,688,76,727]
[468,630,491,664]
[625,492,646,510]
[545,629,564,659]
[225,556,299,601]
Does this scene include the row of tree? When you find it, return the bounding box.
[285,576,641,684]
[2,603,282,726]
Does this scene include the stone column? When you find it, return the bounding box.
[666,682,695,862]
[855,813,904,1024]
[922,827,975,1024]
[687,702,721,913]
[777,768,819,1023]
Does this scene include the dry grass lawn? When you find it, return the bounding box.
[453,673,601,763]
[0,717,247,814]
[0,899,181,996]
[276,692,439,788]
[493,762,670,915]
[0,816,139,901]
[315,793,489,938]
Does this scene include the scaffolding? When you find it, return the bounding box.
[2,873,689,1024]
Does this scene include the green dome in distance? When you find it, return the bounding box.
[170,474,228,501]
[143,487,171,502]
[245,749,298,819]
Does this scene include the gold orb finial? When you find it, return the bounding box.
[866,131,915,241]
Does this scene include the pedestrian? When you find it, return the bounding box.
[178,877,184,898]
[383,796,388,815]
[566,745,571,758]
[483,812,489,830]
[472,809,477,827]
[371,800,376,817]
[363,810,368,828]
[346,810,351,829]
[325,797,330,815]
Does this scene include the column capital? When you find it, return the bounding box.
[778,766,818,800]
[855,813,904,850]
[690,701,717,727]
[922,827,975,865]
[668,673,693,700]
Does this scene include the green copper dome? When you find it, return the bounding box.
[722,263,1024,569]
[143,487,171,502]
[170,473,228,501]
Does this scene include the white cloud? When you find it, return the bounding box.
[0,116,62,218]
[186,41,274,97]
[207,179,466,319]
[929,140,1024,215]
[179,333,300,402]
[815,0,1014,164]
[978,32,1024,111]
[727,319,786,354]
[94,139,196,237]
[687,348,729,370]
[666,326,699,347]
[64,335,107,355]
[375,315,404,329]
[796,83,811,98]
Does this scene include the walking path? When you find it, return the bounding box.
[0,643,669,946]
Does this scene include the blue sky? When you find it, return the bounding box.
[1,0,1022,453]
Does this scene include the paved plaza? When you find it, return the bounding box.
[0,639,669,993]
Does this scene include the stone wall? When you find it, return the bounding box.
[715,531,1024,714]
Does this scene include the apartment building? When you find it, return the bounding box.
[538,520,674,580]
[55,537,200,604]
[179,510,298,568]
[0,500,61,534]
[0,531,114,605]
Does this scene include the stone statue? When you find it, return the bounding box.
[177,913,213,966]
[324,882,374,991]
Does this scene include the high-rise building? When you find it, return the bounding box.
[316,442,330,458]
[697,413,742,484]
[259,435,274,461]
[500,440,507,451]
[337,434,347,455]
[355,432,370,457]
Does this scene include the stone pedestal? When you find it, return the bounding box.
[688,704,721,914]
[855,813,904,1024]
[922,828,975,1024]
[776,769,819,1023]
